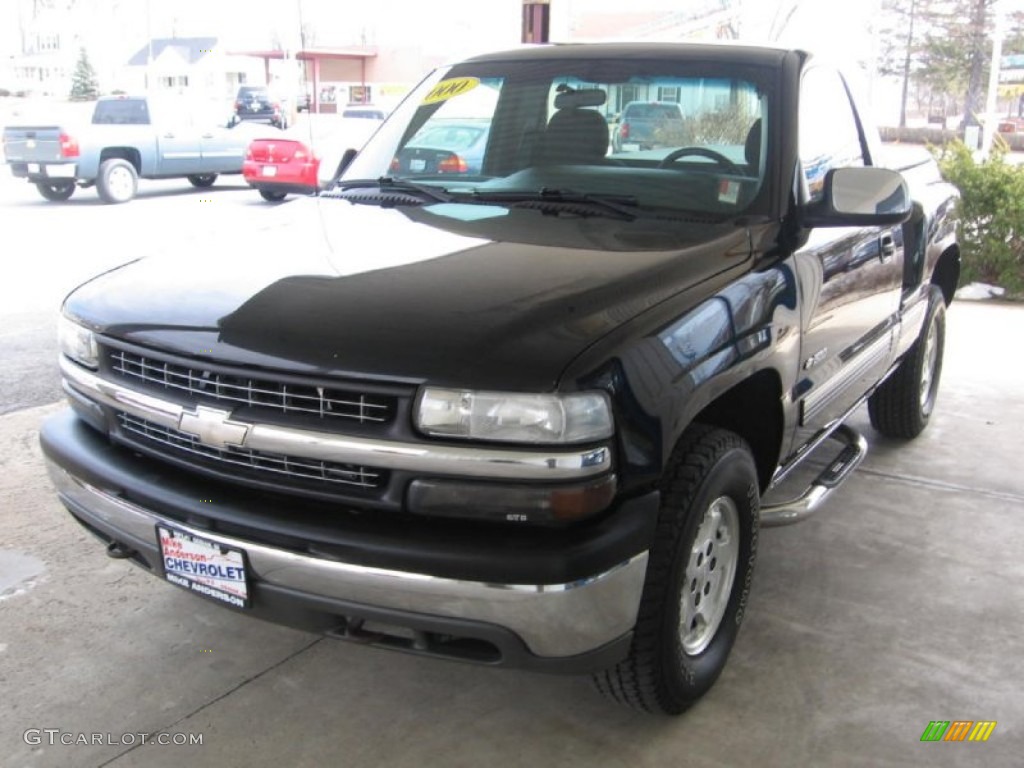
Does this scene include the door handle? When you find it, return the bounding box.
[879,234,896,263]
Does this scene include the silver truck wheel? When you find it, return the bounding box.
[97,158,138,204]
[868,285,946,439]
[679,495,740,656]
[593,425,759,715]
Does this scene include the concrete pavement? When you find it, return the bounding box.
[0,300,1022,768]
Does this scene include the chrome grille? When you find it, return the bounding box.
[117,412,385,491]
[108,348,394,424]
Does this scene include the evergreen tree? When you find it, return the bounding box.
[69,47,99,101]
[878,0,1000,127]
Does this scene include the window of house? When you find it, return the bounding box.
[657,86,681,103]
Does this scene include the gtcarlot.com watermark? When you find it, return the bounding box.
[24,729,203,747]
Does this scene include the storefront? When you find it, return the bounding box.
[233,47,377,114]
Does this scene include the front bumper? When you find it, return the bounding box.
[42,410,656,672]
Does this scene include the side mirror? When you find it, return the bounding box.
[802,167,912,228]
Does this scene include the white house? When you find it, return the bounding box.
[124,37,266,102]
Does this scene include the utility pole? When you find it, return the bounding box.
[522,0,550,44]
[145,0,152,90]
[981,0,1006,156]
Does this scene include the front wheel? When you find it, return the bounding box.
[36,180,75,201]
[187,174,217,188]
[593,425,759,714]
[868,285,946,439]
[259,189,287,202]
[96,158,138,204]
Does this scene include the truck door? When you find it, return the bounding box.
[791,67,903,446]
[199,124,248,174]
[155,109,204,176]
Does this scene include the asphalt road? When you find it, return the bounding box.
[0,171,299,415]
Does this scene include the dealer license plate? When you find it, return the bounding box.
[261,165,277,177]
[45,164,76,178]
[158,526,249,608]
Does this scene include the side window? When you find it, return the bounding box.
[798,68,864,202]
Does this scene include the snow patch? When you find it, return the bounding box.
[0,549,47,602]
[955,283,1006,301]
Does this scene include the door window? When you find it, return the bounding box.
[798,68,864,202]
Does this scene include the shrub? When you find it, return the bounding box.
[935,141,1024,296]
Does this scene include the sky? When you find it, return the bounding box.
[4,0,1021,67]
[0,0,887,56]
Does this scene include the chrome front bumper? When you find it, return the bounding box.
[47,460,648,659]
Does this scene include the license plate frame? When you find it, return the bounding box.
[157,525,249,609]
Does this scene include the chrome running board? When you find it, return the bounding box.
[760,424,868,527]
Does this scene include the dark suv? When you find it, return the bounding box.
[230,86,286,129]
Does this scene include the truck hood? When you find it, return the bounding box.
[64,198,752,391]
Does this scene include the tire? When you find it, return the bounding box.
[35,180,75,201]
[593,425,759,714]
[868,285,946,439]
[259,189,287,202]
[96,158,138,204]
[187,174,217,188]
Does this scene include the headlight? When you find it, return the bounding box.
[416,388,613,444]
[58,316,98,369]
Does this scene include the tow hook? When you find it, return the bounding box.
[105,541,136,559]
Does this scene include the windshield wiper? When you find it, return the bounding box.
[333,177,453,204]
[457,188,639,221]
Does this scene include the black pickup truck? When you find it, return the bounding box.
[41,43,959,715]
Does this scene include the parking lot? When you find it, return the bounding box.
[1,169,1022,768]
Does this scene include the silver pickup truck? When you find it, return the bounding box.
[2,95,258,203]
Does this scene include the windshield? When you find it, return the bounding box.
[343,55,773,217]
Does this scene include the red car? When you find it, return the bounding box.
[242,137,319,202]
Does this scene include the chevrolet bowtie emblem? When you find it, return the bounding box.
[177,406,249,449]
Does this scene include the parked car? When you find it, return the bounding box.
[2,94,251,203]
[42,42,960,715]
[230,86,287,129]
[390,119,490,176]
[243,118,385,201]
[341,105,388,120]
[997,116,1024,134]
[612,100,686,152]
[242,136,318,201]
